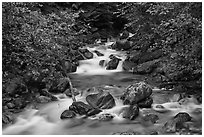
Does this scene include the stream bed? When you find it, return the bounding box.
[2,42,202,135]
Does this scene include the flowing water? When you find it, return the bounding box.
[2,41,202,135]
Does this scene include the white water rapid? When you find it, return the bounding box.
[74,41,126,75]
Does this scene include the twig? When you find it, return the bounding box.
[67,77,76,102]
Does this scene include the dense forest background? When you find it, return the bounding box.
[2,2,202,124]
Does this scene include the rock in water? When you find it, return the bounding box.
[121,105,139,120]
[142,114,159,124]
[86,91,116,109]
[99,60,106,67]
[162,112,191,133]
[121,82,152,105]
[98,113,114,121]
[64,88,80,98]
[94,50,104,56]
[79,48,93,59]
[36,95,52,103]
[87,109,102,116]
[69,101,92,115]
[106,56,121,70]
[137,97,153,108]
[69,101,101,116]
[60,110,76,119]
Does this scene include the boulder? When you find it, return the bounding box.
[121,105,139,120]
[69,101,101,116]
[36,95,52,103]
[94,50,104,56]
[60,110,76,119]
[137,97,153,108]
[98,113,114,121]
[79,48,93,59]
[142,113,159,124]
[112,39,131,50]
[162,112,192,133]
[69,101,92,115]
[99,60,106,67]
[86,91,116,109]
[106,56,121,70]
[152,104,170,113]
[133,59,160,74]
[87,109,102,116]
[40,89,58,101]
[121,82,152,105]
[64,88,80,98]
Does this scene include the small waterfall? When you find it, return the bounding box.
[74,42,126,75]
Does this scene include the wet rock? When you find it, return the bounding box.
[137,97,153,108]
[69,101,92,115]
[84,51,94,59]
[99,60,106,67]
[79,48,93,59]
[36,95,52,103]
[162,112,192,133]
[121,105,139,120]
[40,89,58,101]
[112,39,131,50]
[106,56,121,70]
[113,130,141,135]
[142,113,159,124]
[61,110,76,119]
[153,104,170,113]
[121,82,152,105]
[98,113,114,121]
[64,88,80,98]
[133,59,160,74]
[87,109,102,116]
[94,50,104,56]
[86,91,116,109]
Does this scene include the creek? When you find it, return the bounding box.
[2,41,202,135]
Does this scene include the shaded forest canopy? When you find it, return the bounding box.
[2,2,202,121]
